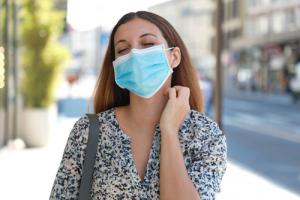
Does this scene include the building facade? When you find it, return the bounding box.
[222,0,245,50]
[230,0,300,93]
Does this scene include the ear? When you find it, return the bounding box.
[169,47,181,69]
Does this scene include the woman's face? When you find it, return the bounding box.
[113,18,174,62]
[113,17,181,98]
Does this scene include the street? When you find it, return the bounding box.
[223,94,300,195]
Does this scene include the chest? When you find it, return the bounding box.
[91,130,161,198]
[129,131,156,180]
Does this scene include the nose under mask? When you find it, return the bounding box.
[112,44,174,98]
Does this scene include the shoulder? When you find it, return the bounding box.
[70,108,115,139]
[75,108,115,126]
[95,107,116,124]
[189,109,222,135]
[189,110,216,126]
[182,110,227,164]
[181,109,225,144]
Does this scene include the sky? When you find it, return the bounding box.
[67,0,170,31]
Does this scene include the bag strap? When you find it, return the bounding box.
[78,114,100,200]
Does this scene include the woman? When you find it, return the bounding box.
[50,11,226,200]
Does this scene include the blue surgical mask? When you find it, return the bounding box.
[113,44,174,98]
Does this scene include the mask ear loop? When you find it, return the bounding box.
[166,47,175,51]
[164,47,176,69]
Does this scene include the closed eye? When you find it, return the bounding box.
[117,43,155,55]
[118,48,129,55]
[143,43,154,47]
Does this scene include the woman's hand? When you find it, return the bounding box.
[160,86,191,135]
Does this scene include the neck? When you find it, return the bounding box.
[127,89,168,127]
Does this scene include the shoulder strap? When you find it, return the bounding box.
[78,114,100,200]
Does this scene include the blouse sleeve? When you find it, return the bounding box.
[50,115,89,200]
[187,119,227,200]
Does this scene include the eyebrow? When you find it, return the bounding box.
[114,33,158,46]
[140,33,158,38]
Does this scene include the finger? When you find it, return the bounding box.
[168,88,176,100]
[173,86,183,98]
[173,86,190,100]
[173,85,184,90]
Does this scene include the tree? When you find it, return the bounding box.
[20,0,69,108]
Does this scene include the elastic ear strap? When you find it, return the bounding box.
[78,114,100,200]
[166,47,175,51]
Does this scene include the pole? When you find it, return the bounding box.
[214,0,223,128]
[3,0,10,145]
[12,0,18,139]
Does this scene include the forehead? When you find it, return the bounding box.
[114,18,164,42]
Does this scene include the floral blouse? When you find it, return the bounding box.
[50,108,227,200]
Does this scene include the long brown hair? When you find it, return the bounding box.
[93,11,204,113]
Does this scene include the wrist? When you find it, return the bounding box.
[160,127,179,137]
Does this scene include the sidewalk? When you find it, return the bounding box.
[0,117,75,200]
[217,161,300,200]
[0,117,299,200]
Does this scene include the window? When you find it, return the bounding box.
[271,12,284,33]
[296,7,300,28]
[232,0,239,18]
[258,16,269,35]
[285,9,296,30]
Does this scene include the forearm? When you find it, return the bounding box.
[160,131,201,200]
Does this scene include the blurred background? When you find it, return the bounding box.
[0,0,300,199]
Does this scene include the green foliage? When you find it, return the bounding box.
[20,0,69,108]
